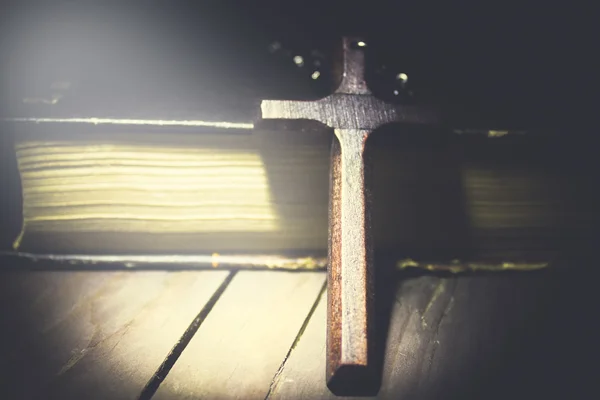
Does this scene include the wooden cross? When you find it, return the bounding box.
[260,37,439,393]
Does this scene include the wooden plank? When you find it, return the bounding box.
[0,270,229,400]
[154,270,325,400]
[267,287,329,399]
[268,276,455,399]
[267,271,600,399]
[406,273,599,400]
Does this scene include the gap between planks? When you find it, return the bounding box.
[0,270,231,400]
[151,270,326,400]
[138,270,238,400]
[264,281,327,400]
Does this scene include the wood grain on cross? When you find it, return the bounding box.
[261,37,439,393]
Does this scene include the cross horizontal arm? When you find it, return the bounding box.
[261,95,438,130]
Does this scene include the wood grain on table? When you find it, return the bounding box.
[0,268,597,400]
[154,271,325,400]
[0,270,229,400]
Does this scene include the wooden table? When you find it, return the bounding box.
[0,266,597,400]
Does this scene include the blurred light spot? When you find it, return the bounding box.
[268,41,282,53]
[393,90,399,96]
[357,41,367,47]
[488,130,509,138]
[397,72,408,82]
[293,55,304,67]
[23,94,63,105]
[311,71,321,80]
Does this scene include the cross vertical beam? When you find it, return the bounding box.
[260,37,439,394]
[327,128,374,392]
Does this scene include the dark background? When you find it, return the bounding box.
[1,1,598,127]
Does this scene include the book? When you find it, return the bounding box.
[6,123,598,264]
